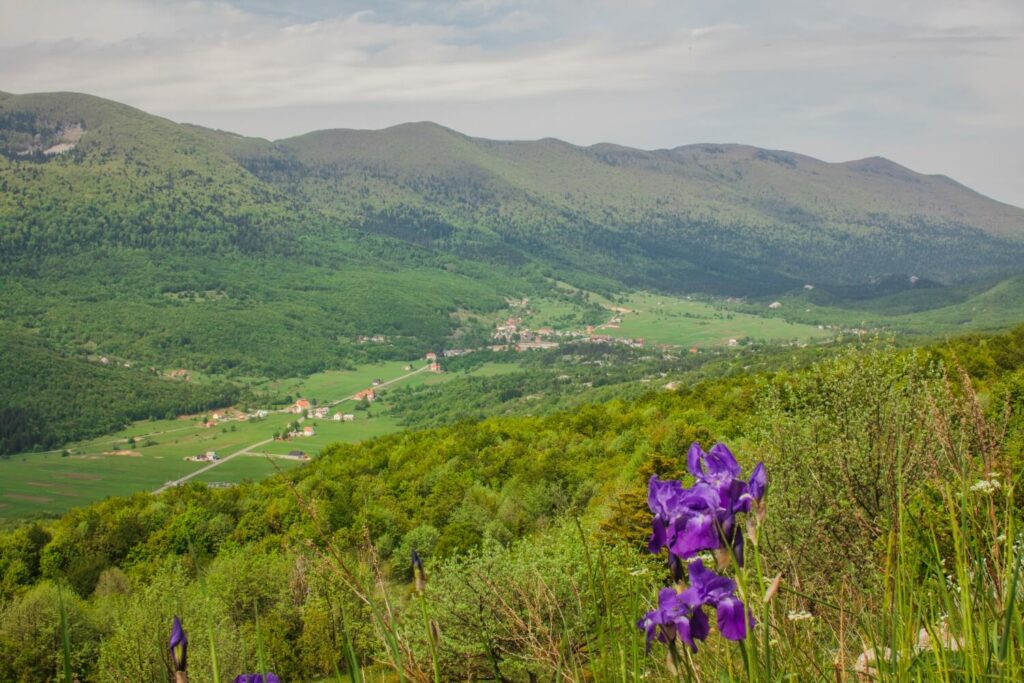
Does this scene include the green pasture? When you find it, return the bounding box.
[258,359,427,403]
[191,454,305,484]
[257,415,405,456]
[0,359,521,520]
[600,292,832,347]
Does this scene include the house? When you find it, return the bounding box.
[804,284,815,290]
[191,450,219,462]
[302,426,316,437]
[425,352,437,361]
[355,389,377,401]
[333,413,356,422]
[768,301,783,309]
[727,339,739,347]
[293,399,311,414]
[404,364,413,371]
[254,409,268,418]
[689,347,699,354]
[310,407,329,418]
[429,362,443,373]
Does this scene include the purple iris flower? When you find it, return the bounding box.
[169,616,188,672]
[682,559,752,638]
[636,587,710,653]
[233,675,281,683]
[640,443,765,656]
[638,561,752,651]
[649,443,768,565]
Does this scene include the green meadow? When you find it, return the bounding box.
[598,292,832,347]
[190,454,305,484]
[257,359,429,403]
[0,359,525,520]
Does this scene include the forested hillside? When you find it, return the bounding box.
[0,326,238,455]
[2,90,1023,386]
[1,325,1022,681]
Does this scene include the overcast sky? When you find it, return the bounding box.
[2,0,1023,206]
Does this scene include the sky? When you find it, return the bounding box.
[2,0,1023,206]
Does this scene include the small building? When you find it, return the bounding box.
[689,347,699,354]
[191,450,219,462]
[429,362,443,373]
[293,399,311,414]
[355,389,377,401]
[333,413,356,422]
[302,426,316,437]
[425,352,437,361]
[727,338,739,347]
[768,301,783,309]
[803,284,815,290]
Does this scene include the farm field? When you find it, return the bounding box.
[599,292,833,347]
[257,415,405,456]
[258,360,428,404]
[191,454,305,484]
[0,359,527,520]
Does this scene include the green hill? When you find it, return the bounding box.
[2,90,1024,453]
[262,123,1024,291]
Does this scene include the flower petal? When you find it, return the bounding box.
[707,443,742,478]
[717,596,751,640]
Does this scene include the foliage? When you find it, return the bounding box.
[0,325,239,455]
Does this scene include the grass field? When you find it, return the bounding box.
[191,454,305,484]
[0,359,526,520]
[597,293,833,347]
[259,360,427,403]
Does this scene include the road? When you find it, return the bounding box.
[153,437,274,493]
[152,363,431,493]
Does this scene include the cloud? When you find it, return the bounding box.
[0,0,1021,204]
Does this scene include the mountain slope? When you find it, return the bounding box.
[1,90,1023,382]
[260,123,1024,290]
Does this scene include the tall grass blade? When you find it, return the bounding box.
[999,548,1022,662]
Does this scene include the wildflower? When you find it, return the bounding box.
[648,443,766,567]
[683,560,753,641]
[786,610,813,622]
[970,478,1001,494]
[233,675,281,683]
[640,443,766,656]
[169,616,188,673]
[637,587,710,653]
[638,560,752,652]
[412,548,427,592]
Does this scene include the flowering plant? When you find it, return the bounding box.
[639,442,767,656]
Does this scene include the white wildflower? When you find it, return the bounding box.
[970,478,1001,494]
[787,610,813,622]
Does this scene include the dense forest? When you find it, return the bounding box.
[1,325,1022,680]
[0,326,239,455]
